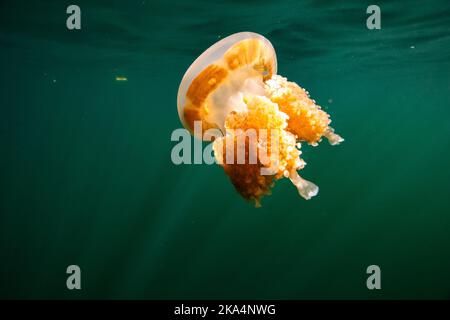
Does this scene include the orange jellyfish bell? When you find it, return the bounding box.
[177,32,343,206]
[177,32,277,138]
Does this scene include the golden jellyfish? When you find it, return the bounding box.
[177,32,343,206]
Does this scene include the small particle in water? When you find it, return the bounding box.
[328,98,333,104]
[115,76,128,81]
[410,45,415,49]
[52,79,57,83]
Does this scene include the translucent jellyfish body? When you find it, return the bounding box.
[177,32,343,206]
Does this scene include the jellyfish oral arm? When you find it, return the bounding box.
[324,127,345,145]
[289,170,319,200]
[205,70,266,130]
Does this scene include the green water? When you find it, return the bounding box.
[0,0,449,299]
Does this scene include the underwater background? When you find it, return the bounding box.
[0,0,449,299]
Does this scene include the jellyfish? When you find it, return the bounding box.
[177,32,343,206]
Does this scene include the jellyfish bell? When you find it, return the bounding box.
[177,32,277,139]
